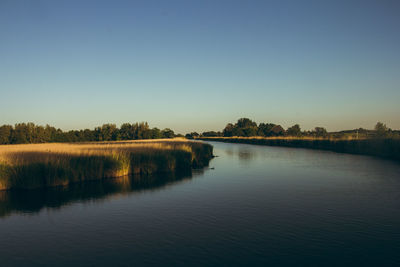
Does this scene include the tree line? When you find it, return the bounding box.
[1,119,397,144]
[0,122,177,144]
[187,118,398,139]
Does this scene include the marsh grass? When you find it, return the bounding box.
[0,139,213,190]
[200,136,400,162]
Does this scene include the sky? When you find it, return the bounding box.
[1,0,399,133]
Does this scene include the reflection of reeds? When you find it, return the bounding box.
[0,170,205,218]
[0,139,213,190]
[199,137,400,162]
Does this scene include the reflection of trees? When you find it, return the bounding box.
[225,148,234,156]
[0,169,205,218]
[238,148,255,162]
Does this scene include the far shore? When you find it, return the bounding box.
[198,136,400,162]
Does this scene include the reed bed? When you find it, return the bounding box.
[199,136,400,162]
[0,139,213,190]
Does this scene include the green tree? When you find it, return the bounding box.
[314,127,328,137]
[270,125,285,136]
[236,118,257,128]
[137,122,151,139]
[161,128,175,138]
[202,131,220,137]
[258,123,276,136]
[287,124,301,137]
[34,125,47,143]
[12,123,29,143]
[374,122,389,138]
[223,123,234,137]
[242,127,257,137]
[44,125,58,142]
[120,123,133,140]
[82,129,95,141]
[185,132,199,139]
[150,128,162,139]
[100,124,117,141]
[0,125,12,144]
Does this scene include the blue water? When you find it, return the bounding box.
[1,141,400,266]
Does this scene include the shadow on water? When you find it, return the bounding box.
[0,169,206,218]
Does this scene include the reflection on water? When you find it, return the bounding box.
[0,170,204,218]
[238,148,255,162]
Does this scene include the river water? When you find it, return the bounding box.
[1,141,400,266]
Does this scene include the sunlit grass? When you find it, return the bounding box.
[0,138,213,190]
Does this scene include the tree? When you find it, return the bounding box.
[242,127,257,137]
[100,124,117,141]
[33,125,49,143]
[270,125,285,136]
[314,127,328,137]
[257,123,276,136]
[43,124,56,142]
[287,124,301,137]
[12,123,29,143]
[223,123,234,137]
[374,122,389,138]
[137,122,151,139]
[232,127,244,137]
[82,129,95,141]
[0,125,12,144]
[202,131,221,137]
[120,123,133,140]
[185,132,199,139]
[236,118,257,137]
[0,121,174,144]
[161,128,175,138]
[150,128,162,139]
[53,128,66,142]
[236,118,257,128]
[222,118,258,137]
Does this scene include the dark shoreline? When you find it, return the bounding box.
[199,137,400,162]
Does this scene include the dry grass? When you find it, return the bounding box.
[0,138,213,190]
[0,138,191,163]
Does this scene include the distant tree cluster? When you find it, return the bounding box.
[194,118,398,139]
[0,122,176,144]
[185,132,199,139]
[194,118,317,138]
[219,118,296,137]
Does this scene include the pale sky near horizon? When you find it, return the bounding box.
[1,0,399,133]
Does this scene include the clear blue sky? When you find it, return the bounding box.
[1,0,399,133]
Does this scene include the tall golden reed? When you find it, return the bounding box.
[0,139,213,190]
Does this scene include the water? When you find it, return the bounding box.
[1,142,400,266]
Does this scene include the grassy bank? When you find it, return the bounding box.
[0,139,213,190]
[199,136,400,162]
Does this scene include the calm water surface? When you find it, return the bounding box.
[1,142,400,266]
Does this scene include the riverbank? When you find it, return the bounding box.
[198,137,400,162]
[0,139,213,190]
